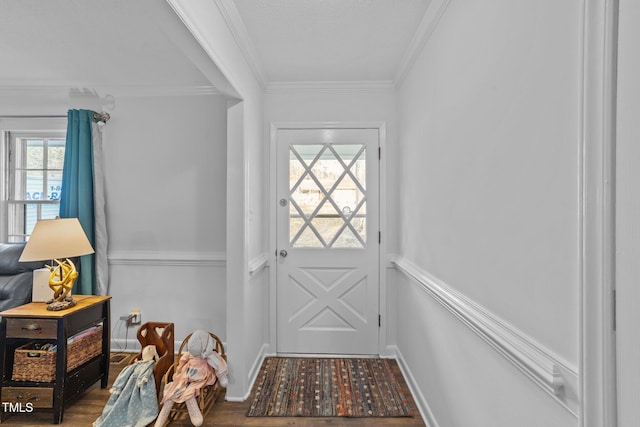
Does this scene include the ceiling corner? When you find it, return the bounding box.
[393,0,453,87]
[215,0,269,88]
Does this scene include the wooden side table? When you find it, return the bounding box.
[0,295,111,424]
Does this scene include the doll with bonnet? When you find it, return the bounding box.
[153,330,228,427]
[93,345,160,427]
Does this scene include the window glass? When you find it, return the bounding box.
[6,132,65,241]
[289,143,367,248]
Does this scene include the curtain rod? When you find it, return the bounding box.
[0,115,67,119]
[0,111,110,123]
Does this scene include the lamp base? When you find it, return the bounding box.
[45,258,78,311]
[46,297,77,311]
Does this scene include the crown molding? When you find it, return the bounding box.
[215,0,269,89]
[0,85,71,98]
[394,0,452,86]
[0,84,219,99]
[266,80,395,94]
[101,85,219,98]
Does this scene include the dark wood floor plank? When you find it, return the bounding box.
[0,355,426,426]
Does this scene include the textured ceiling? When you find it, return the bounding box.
[0,0,432,92]
[233,0,431,82]
[0,0,212,90]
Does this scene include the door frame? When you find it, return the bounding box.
[269,121,388,356]
[580,0,618,426]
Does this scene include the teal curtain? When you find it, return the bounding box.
[60,109,96,295]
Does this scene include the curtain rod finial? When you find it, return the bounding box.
[92,111,110,123]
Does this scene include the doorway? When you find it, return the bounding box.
[274,127,381,355]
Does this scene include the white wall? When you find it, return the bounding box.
[395,1,581,426]
[105,95,227,255]
[0,90,229,350]
[395,270,576,427]
[265,86,395,131]
[105,94,228,346]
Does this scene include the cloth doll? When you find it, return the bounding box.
[93,345,159,427]
[153,331,228,427]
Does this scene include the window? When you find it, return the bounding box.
[5,131,66,242]
[289,143,367,248]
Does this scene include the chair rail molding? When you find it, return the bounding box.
[248,252,269,277]
[108,250,226,267]
[390,255,579,416]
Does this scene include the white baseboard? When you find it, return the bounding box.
[110,338,142,354]
[386,345,440,427]
[391,255,579,417]
[247,343,271,389]
[225,343,274,402]
[111,338,228,358]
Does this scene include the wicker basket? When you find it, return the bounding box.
[12,325,103,382]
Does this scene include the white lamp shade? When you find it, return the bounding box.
[19,218,95,262]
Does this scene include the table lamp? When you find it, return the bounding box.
[19,218,95,311]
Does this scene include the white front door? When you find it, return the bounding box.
[276,128,380,355]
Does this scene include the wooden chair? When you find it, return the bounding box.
[130,322,175,397]
[160,332,226,426]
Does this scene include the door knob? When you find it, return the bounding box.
[279,250,288,258]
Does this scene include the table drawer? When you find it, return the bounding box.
[6,318,57,339]
[2,386,53,408]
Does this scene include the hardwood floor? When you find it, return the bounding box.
[0,354,426,427]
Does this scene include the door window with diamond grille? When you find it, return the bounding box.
[289,143,367,248]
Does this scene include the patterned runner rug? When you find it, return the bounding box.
[247,357,413,417]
